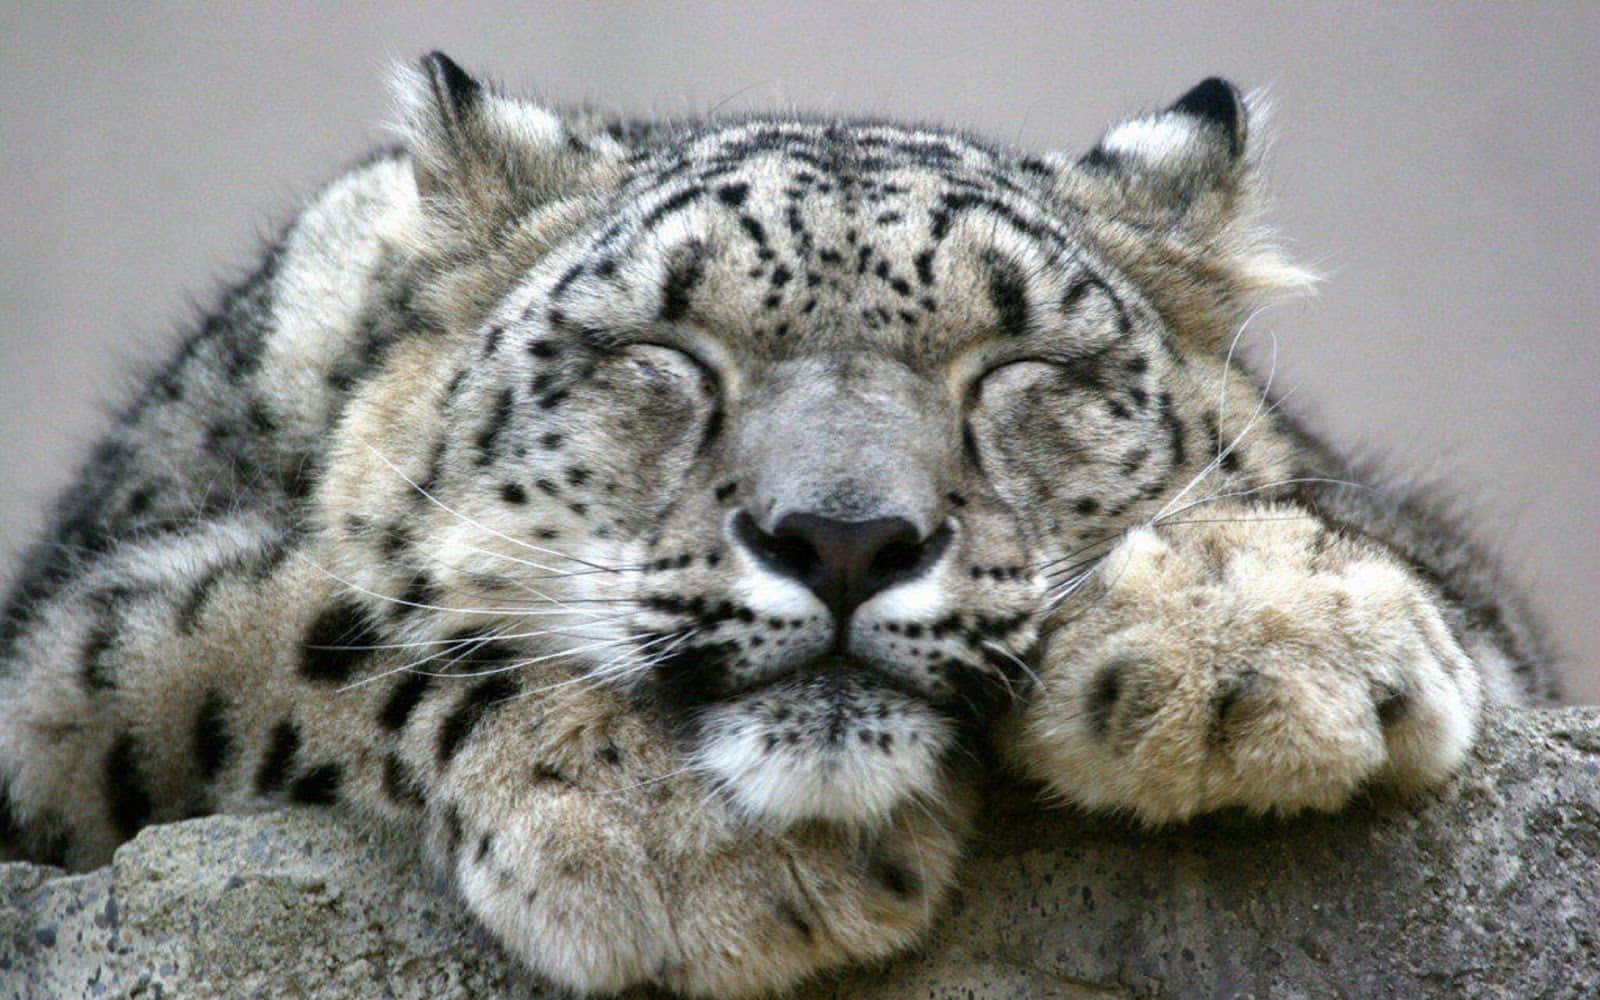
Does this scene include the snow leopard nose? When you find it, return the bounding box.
[733,511,950,623]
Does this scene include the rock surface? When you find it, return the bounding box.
[3,707,1597,999]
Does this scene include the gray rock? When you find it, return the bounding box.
[3,707,1596,999]
[0,808,541,1000]
[854,706,1600,999]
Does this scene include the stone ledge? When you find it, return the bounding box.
[3,707,1596,999]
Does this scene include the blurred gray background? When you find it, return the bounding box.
[2,4,1595,700]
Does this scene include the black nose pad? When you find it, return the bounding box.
[732,510,950,622]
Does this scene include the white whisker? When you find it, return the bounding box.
[365,445,630,574]
[428,634,645,679]
[503,629,698,702]
[338,626,522,691]
[1151,326,1280,527]
[296,555,638,620]
[980,640,1042,691]
[1151,476,1373,528]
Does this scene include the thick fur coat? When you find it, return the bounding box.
[0,55,1558,996]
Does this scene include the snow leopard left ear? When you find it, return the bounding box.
[1057,78,1314,348]
[396,52,619,223]
[1073,77,1250,231]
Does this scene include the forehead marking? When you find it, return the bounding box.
[556,121,1134,359]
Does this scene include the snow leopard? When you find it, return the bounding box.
[0,53,1559,996]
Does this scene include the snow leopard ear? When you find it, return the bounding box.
[413,51,483,176]
[396,52,618,224]
[393,53,626,332]
[1056,78,1314,348]
[1073,77,1250,231]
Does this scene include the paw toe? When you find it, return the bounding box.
[1207,668,1270,744]
[1373,681,1410,727]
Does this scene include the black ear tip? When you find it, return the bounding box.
[1170,77,1239,123]
[1169,77,1244,155]
[422,51,481,111]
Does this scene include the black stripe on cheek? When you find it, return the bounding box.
[1202,413,1242,474]
[80,617,119,691]
[738,214,768,245]
[177,563,228,634]
[289,763,343,805]
[658,240,706,322]
[193,689,233,781]
[378,672,434,732]
[255,720,300,795]
[474,387,515,466]
[437,676,519,765]
[440,635,524,673]
[1159,391,1188,468]
[382,751,428,809]
[986,258,1031,338]
[300,599,382,683]
[105,733,154,839]
[549,261,586,302]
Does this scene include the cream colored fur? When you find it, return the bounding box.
[0,59,1553,999]
[1012,503,1481,822]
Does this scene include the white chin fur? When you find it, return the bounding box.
[694,688,950,828]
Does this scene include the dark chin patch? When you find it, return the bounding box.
[650,641,1022,747]
[646,637,741,725]
[943,649,1038,755]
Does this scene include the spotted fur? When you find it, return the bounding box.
[0,56,1558,996]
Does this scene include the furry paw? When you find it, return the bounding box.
[1008,504,1482,822]
[436,685,968,997]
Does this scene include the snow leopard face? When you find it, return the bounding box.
[324,62,1303,829]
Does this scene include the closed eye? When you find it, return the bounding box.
[616,342,720,398]
[972,358,1081,402]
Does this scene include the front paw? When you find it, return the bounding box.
[450,789,672,994]
[1010,506,1482,823]
[437,687,968,997]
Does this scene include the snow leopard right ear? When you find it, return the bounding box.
[396,52,620,224]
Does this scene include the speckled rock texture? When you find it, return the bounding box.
[4,707,1596,999]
